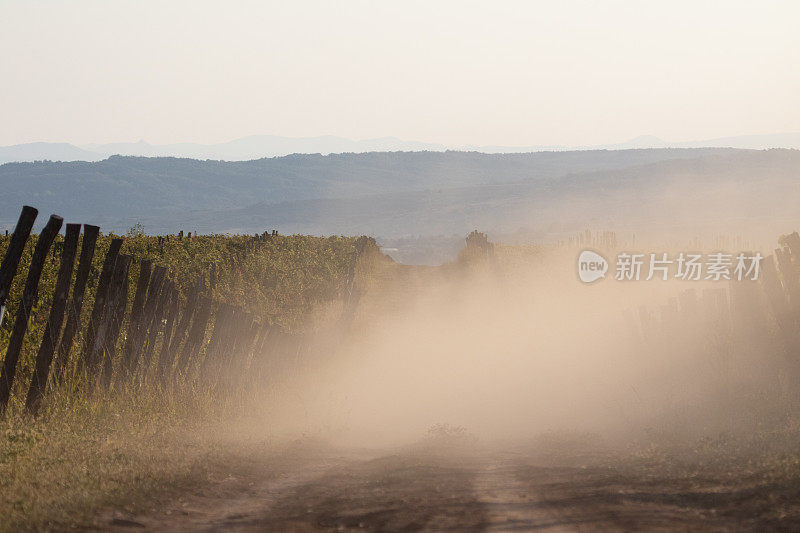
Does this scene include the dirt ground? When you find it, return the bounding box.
[80,441,800,532]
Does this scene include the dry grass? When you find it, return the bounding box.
[0,386,273,532]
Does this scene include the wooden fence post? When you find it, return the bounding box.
[237,319,260,379]
[166,287,194,365]
[0,214,63,413]
[82,238,123,375]
[120,260,152,375]
[98,254,132,389]
[120,265,165,379]
[104,254,132,384]
[24,223,81,412]
[156,286,180,382]
[0,206,38,327]
[169,286,200,376]
[176,296,211,379]
[230,312,257,384]
[218,307,247,388]
[201,301,232,381]
[138,279,171,381]
[52,224,100,383]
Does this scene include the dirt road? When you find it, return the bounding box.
[89,441,796,532]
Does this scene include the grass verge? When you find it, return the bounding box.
[0,387,274,532]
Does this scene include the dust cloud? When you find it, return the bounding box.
[256,251,783,451]
[244,179,800,454]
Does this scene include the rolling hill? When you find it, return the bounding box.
[1,148,798,252]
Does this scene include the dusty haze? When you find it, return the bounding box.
[254,198,789,451]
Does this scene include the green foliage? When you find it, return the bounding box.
[117,232,358,327]
[0,231,362,413]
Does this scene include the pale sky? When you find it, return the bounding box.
[1,0,798,147]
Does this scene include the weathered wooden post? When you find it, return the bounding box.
[52,224,100,382]
[248,324,274,384]
[120,260,152,376]
[176,296,211,379]
[98,254,132,389]
[120,265,165,379]
[138,278,171,380]
[24,223,81,412]
[229,311,256,380]
[156,286,180,382]
[201,301,233,381]
[82,238,123,375]
[0,214,63,413]
[0,205,38,327]
[167,285,199,376]
[120,259,152,375]
[105,255,132,378]
[218,307,246,386]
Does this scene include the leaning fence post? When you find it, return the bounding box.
[176,296,211,379]
[123,266,166,378]
[217,307,246,390]
[169,285,200,376]
[106,254,132,385]
[230,311,257,383]
[0,205,38,327]
[201,302,232,381]
[24,223,81,413]
[138,278,171,381]
[52,224,100,383]
[237,319,260,380]
[98,254,132,389]
[81,238,123,375]
[0,214,63,413]
[120,260,152,376]
[157,285,180,382]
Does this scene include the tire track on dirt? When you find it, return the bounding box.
[96,447,755,531]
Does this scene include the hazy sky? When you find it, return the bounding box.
[1,0,798,147]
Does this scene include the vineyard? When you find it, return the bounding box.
[0,205,380,419]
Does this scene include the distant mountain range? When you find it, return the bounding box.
[3,148,799,250]
[1,132,799,163]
